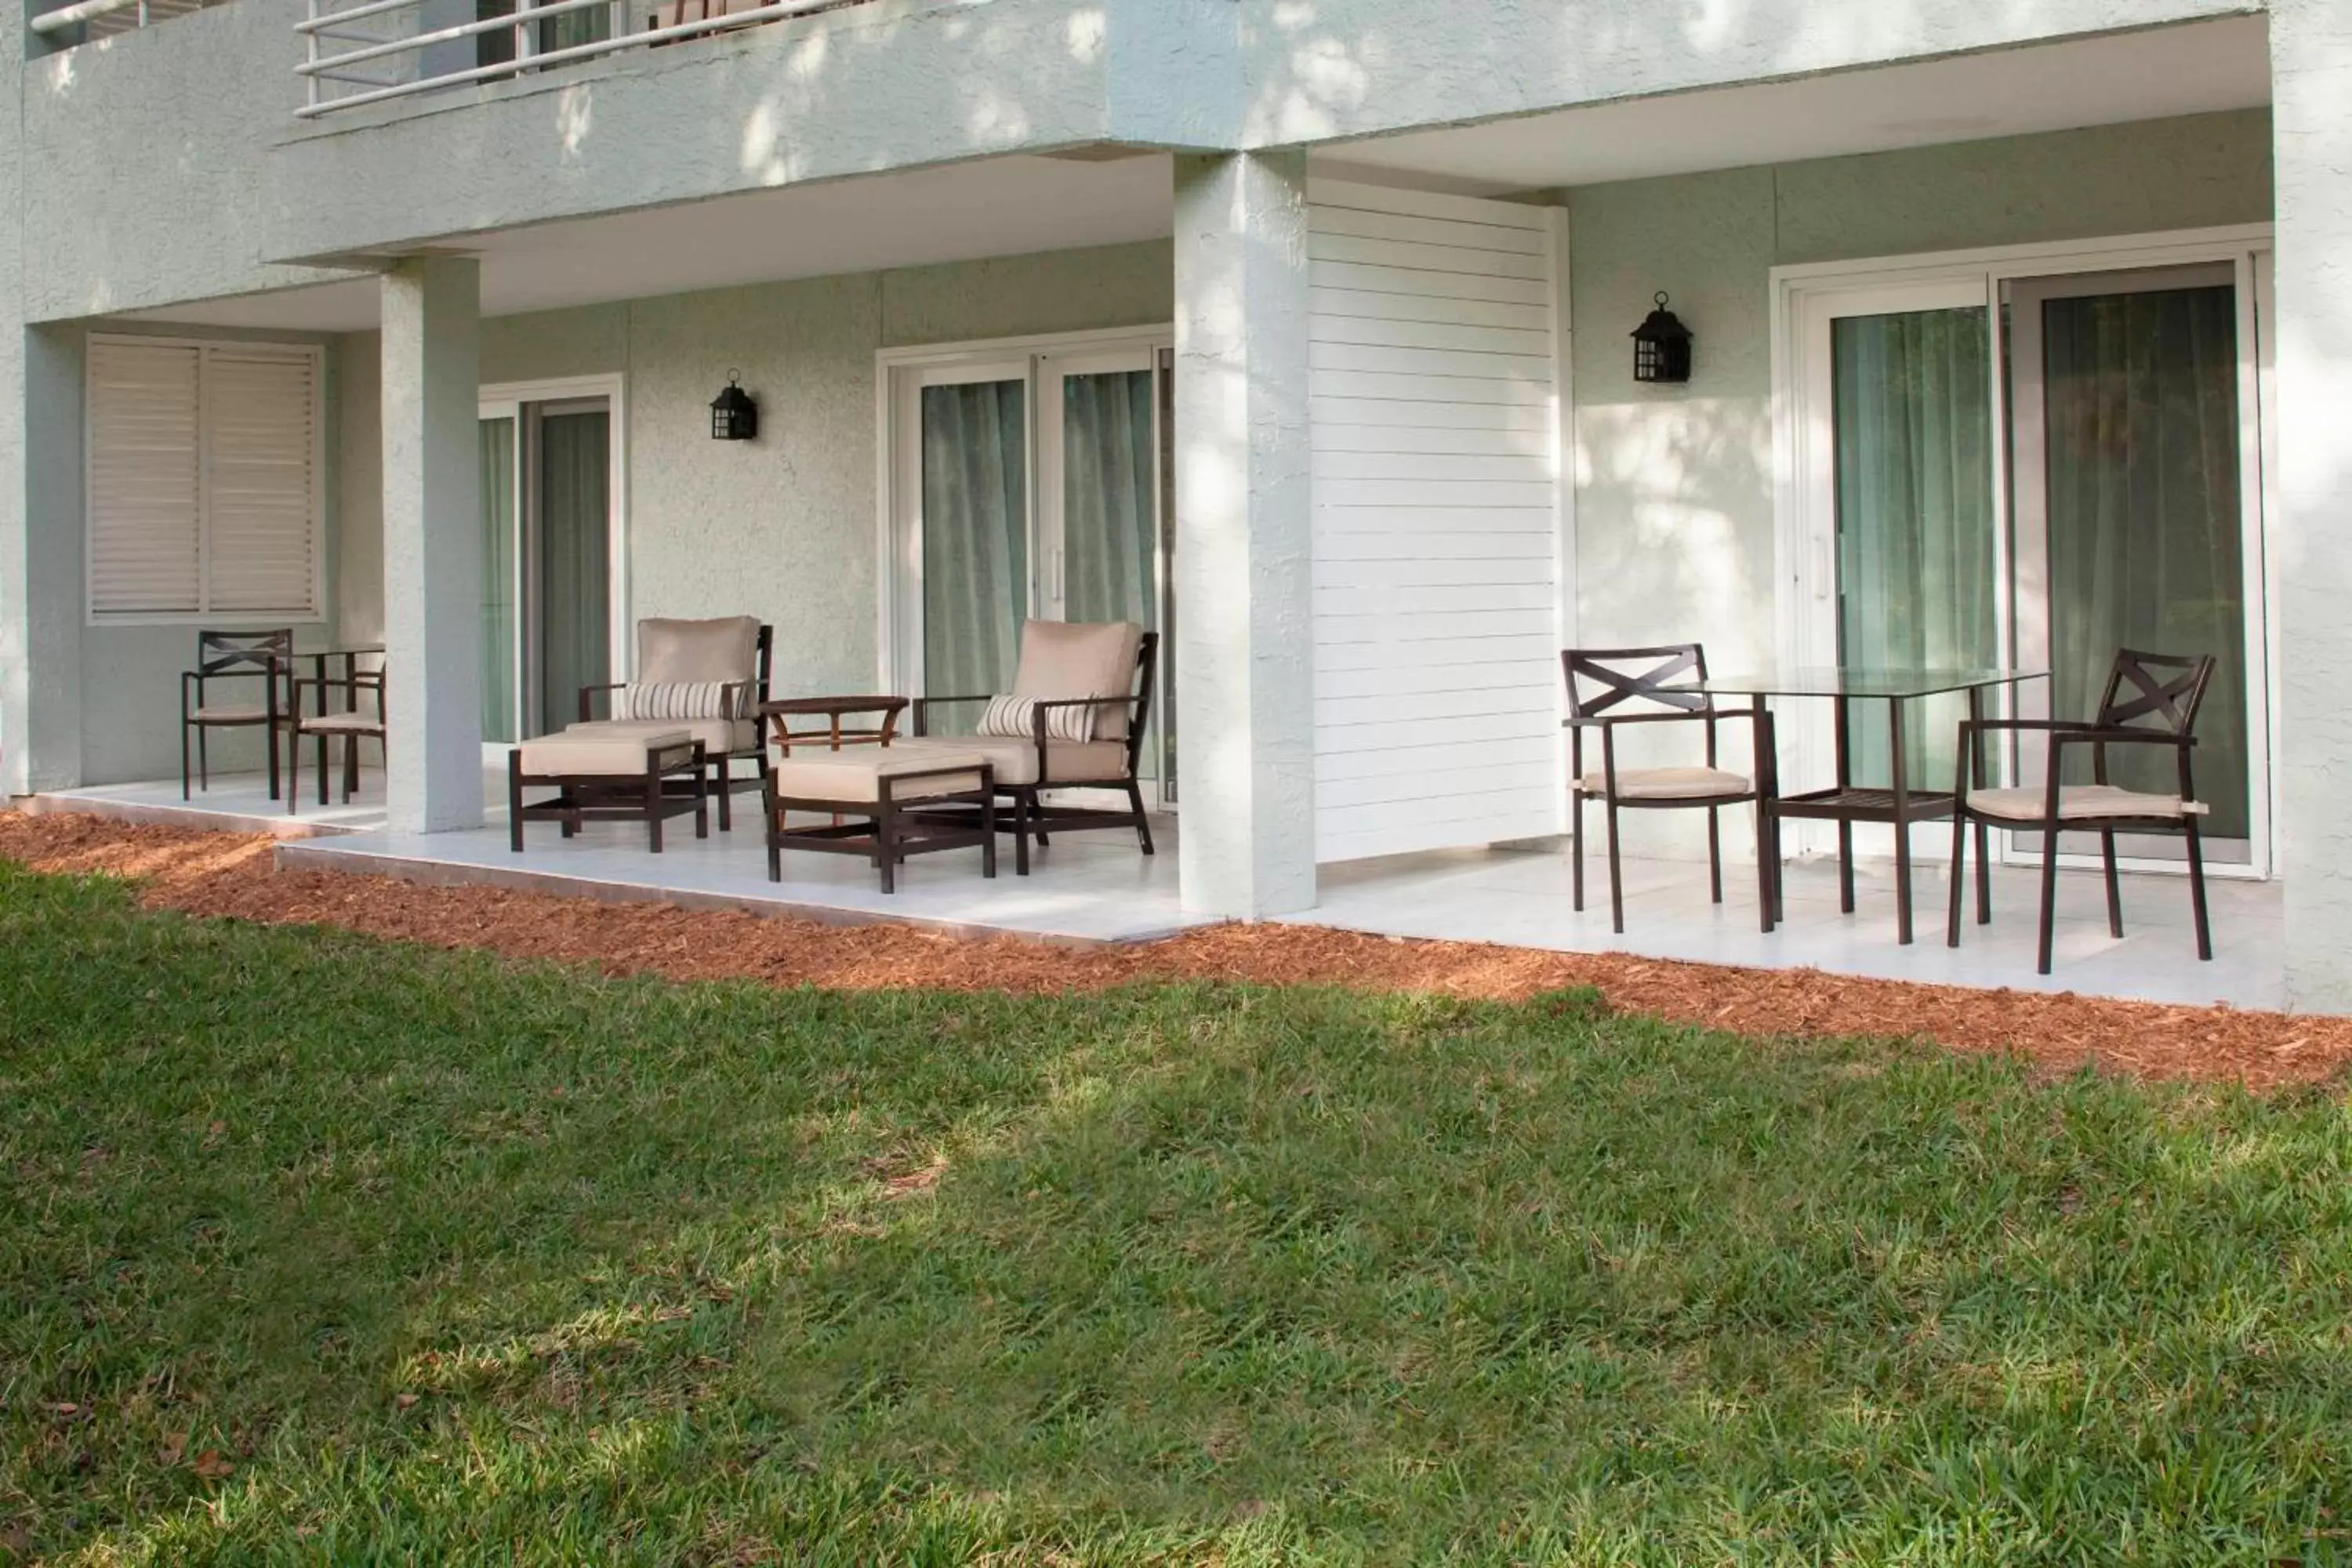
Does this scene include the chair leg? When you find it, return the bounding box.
[1605,800,1627,936]
[1947,808,1967,949]
[1706,807,1724,905]
[2037,826,2062,976]
[981,789,999,879]
[287,731,301,816]
[1571,791,1586,913]
[647,773,665,854]
[342,735,358,803]
[2100,828,2124,938]
[266,721,280,802]
[1012,793,1033,877]
[181,723,192,801]
[508,753,525,853]
[198,726,209,792]
[1974,822,1992,926]
[2185,817,2214,962]
[714,753,732,833]
[318,735,332,807]
[693,759,710,841]
[1127,780,1154,855]
[877,800,898,895]
[1756,801,1776,935]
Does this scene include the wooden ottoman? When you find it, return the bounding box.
[509,728,707,853]
[764,744,997,893]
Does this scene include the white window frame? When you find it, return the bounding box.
[84,332,328,627]
[1769,223,2280,880]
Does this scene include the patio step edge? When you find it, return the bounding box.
[19,792,367,841]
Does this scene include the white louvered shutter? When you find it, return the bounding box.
[203,350,319,616]
[86,339,202,617]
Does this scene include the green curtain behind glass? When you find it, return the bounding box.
[1832,307,1998,791]
[922,381,1028,730]
[478,417,517,746]
[537,411,610,739]
[1061,368,1158,777]
[2042,286,2247,839]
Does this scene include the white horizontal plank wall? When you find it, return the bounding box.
[1307,180,1567,863]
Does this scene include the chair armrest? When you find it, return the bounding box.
[910,693,990,737]
[578,681,625,723]
[2050,726,2195,751]
[1031,694,1145,746]
[1563,710,1717,729]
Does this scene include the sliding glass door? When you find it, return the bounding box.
[478,394,615,742]
[889,338,1175,802]
[2010,266,2258,863]
[1789,248,2274,875]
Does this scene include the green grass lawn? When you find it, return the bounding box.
[4,861,2352,1566]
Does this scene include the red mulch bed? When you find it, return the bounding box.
[3,811,2344,1091]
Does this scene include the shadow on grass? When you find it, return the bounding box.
[4,864,2350,1565]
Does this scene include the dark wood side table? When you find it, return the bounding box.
[758,695,909,756]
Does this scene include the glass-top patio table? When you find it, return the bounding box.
[1693,667,2048,945]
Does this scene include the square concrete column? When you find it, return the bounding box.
[380,256,484,833]
[0,326,85,797]
[1171,151,1317,918]
[2273,0,2352,1010]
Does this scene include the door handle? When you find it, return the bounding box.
[1812,535,1831,600]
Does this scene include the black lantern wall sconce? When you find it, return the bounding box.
[710,371,759,441]
[1632,292,1693,384]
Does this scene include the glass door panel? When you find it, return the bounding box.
[918,376,1029,728]
[1047,354,1166,788]
[478,413,520,745]
[536,405,611,738]
[1830,305,1998,796]
[2012,267,2256,862]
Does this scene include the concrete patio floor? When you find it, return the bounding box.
[27,768,2284,1007]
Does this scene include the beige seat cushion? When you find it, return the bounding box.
[566,717,757,757]
[931,733,1131,788]
[191,704,270,722]
[770,746,988,804]
[517,728,693,778]
[1967,785,2210,823]
[636,616,760,686]
[1577,766,1750,800]
[298,710,383,735]
[1011,620,1142,741]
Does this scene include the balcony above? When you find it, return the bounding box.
[296,0,877,118]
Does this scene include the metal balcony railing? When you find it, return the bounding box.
[296,0,869,118]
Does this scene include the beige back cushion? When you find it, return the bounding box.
[637,616,760,686]
[1011,620,1142,741]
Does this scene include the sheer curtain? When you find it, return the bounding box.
[922,381,1029,726]
[536,410,610,738]
[2042,285,2247,838]
[478,417,517,745]
[1832,307,1998,789]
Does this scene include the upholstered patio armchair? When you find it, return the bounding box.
[1948,648,2218,975]
[911,619,1158,875]
[575,616,773,829]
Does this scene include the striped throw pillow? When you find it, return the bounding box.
[976,694,1096,742]
[617,681,737,722]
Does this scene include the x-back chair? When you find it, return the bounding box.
[1949,647,2218,975]
[180,628,295,800]
[1563,644,1773,935]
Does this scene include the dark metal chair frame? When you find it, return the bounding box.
[763,761,1000,895]
[912,631,1159,877]
[1947,648,2218,975]
[508,739,710,854]
[180,629,295,801]
[579,622,774,832]
[288,654,387,813]
[1563,644,1774,935]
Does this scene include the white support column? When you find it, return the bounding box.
[1171,151,1317,918]
[0,327,85,797]
[379,256,484,833]
[2273,0,2352,1011]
